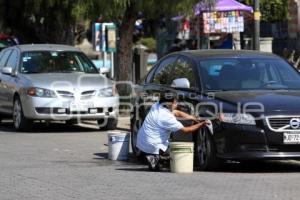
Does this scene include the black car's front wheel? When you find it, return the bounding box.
[194,127,221,171]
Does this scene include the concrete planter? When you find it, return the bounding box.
[243,37,274,53]
[260,37,273,53]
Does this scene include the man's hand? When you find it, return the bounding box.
[180,120,210,134]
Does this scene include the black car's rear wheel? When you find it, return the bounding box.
[194,127,221,171]
[13,97,33,131]
[130,115,142,158]
[98,118,118,130]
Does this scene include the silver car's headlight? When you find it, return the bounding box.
[27,87,56,98]
[98,87,114,97]
[219,113,256,125]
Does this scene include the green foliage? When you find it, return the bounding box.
[91,0,213,20]
[239,0,288,22]
[260,0,288,22]
[135,37,156,52]
[153,58,195,87]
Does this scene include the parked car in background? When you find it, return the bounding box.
[131,50,300,170]
[0,44,119,131]
[0,34,17,51]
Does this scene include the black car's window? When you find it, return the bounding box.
[199,58,300,91]
[152,56,177,85]
[6,50,18,70]
[20,51,98,74]
[145,64,157,84]
[0,49,12,69]
[172,56,196,88]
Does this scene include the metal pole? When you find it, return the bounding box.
[253,0,260,50]
[111,52,114,79]
[197,14,200,49]
[207,33,210,49]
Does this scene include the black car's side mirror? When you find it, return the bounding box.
[171,78,190,89]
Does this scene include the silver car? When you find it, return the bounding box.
[0,44,119,131]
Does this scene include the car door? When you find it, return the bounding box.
[0,49,13,113]
[169,55,200,142]
[131,55,180,155]
[137,55,179,120]
[0,49,19,113]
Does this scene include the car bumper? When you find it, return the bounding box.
[21,95,119,120]
[215,123,300,160]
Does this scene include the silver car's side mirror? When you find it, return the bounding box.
[2,66,13,75]
[171,78,190,89]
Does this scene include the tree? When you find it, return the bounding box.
[240,0,288,22]
[0,0,215,87]
[92,0,215,89]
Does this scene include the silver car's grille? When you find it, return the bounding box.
[266,116,300,132]
[57,91,74,99]
[80,90,96,100]
[56,90,96,100]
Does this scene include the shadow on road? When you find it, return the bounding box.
[0,121,99,133]
[112,159,300,173]
[0,120,129,134]
[215,160,300,173]
[93,152,108,159]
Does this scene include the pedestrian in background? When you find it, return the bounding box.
[167,38,182,54]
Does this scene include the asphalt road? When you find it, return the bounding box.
[0,117,300,200]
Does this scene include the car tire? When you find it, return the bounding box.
[65,119,79,125]
[13,97,33,132]
[97,118,118,130]
[130,115,143,158]
[194,127,221,171]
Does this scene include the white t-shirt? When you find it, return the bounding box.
[137,102,184,154]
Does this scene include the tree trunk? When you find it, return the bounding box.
[116,2,137,84]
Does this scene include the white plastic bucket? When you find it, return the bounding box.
[108,132,130,161]
[170,142,194,173]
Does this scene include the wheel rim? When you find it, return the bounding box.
[13,100,22,129]
[197,129,208,166]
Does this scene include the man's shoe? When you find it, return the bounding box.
[146,155,159,171]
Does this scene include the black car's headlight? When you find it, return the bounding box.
[219,113,256,125]
[27,87,56,98]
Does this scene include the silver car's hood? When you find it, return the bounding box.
[22,73,114,91]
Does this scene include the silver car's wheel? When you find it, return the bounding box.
[13,99,22,129]
[97,118,118,130]
[13,97,33,131]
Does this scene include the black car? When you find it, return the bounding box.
[131,50,300,170]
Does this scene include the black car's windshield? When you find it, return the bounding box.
[21,51,98,74]
[199,58,300,91]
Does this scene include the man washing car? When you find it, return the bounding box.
[137,91,209,171]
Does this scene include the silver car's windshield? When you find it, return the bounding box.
[20,51,98,74]
[199,58,300,91]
